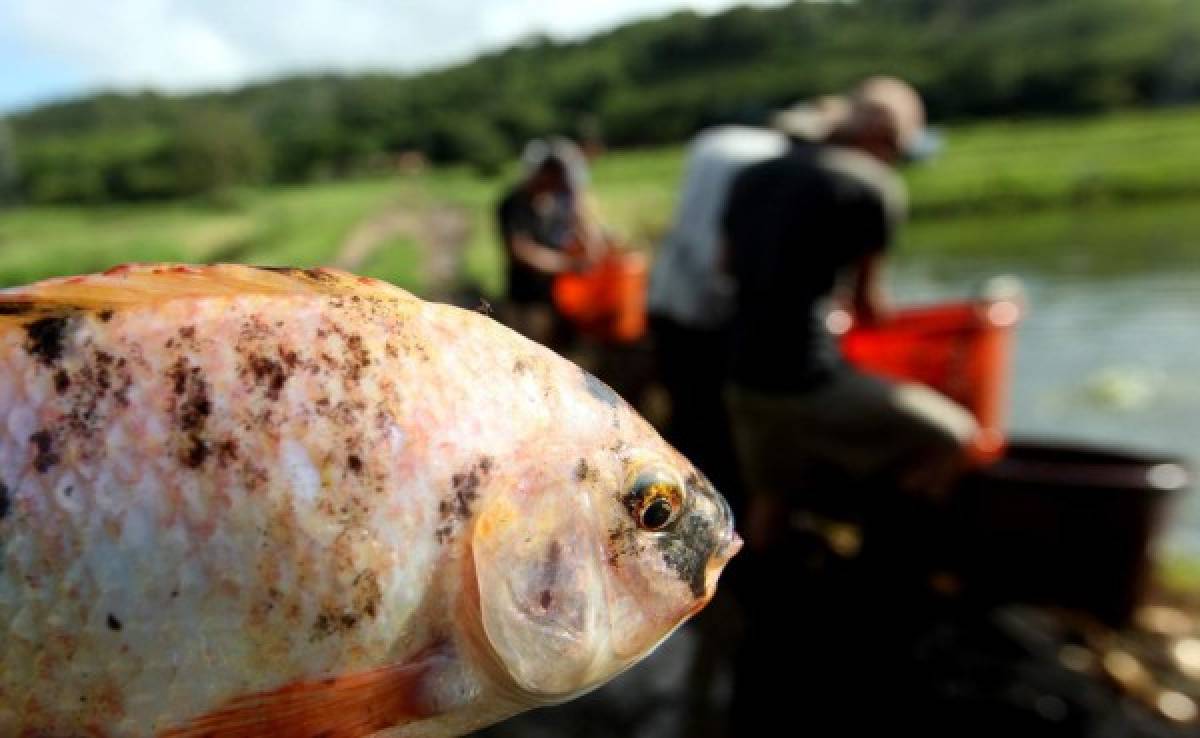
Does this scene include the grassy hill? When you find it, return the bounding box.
[3,105,1200,293]
[3,0,1199,206]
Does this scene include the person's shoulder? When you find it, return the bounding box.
[731,144,814,188]
[692,125,788,157]
[818,145,907,216]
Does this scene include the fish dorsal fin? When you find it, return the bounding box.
[160,655,444,738]
[0,264,415,323]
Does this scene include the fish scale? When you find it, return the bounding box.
[0,264,739,737]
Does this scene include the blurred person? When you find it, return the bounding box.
[720,75,978,734]
[645,98,848,738]
[722,76,976,549]
[496,137,603,348]
[647,96,848,509]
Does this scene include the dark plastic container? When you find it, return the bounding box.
[954,439,1190,625]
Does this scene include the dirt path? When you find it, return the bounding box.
[333,199,471,291]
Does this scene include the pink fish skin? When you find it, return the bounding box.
[0,265,739,737]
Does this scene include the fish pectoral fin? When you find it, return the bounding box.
[472,494,607,698]
[159,652,447,738]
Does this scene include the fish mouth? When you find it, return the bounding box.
[719,530,744,564]
[699,492,741,603]
[712,488,741,565]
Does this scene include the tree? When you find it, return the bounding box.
[0,120,16,204]
[170,107,269,196]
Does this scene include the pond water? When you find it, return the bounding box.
[896,200,1200,556]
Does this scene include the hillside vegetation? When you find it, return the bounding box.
[2,0,1199,205]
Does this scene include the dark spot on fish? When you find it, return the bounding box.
[107,614,122,631]
[343,335,370,381]
[583,370,620,409]
[54,369,70,394]
[24,315,69,366]
[0,482,10,519]
[169,358,189,396]
[436,458,493,543]
[30,430,58,473]
[182,435,209,468]
[178,372,211,433]
[216,439,239,466]
[514,358,529,374]
[97,309,114,322]
[352,570,382,619]
[575,458,590,482]
[248,355,288,401]
[539,541,562,604]
[180,325,196,340]
[311,613,334,641]
[450,470,480,519]
[656,512,718,599]
[606,525,641,567]
[170,590,179,599]
[347,454,363,474]
[0,301,35,315]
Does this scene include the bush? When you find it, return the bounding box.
[171,107,270,196]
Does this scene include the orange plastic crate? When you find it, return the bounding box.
[552,251,648,344]
[838,299,1022,461]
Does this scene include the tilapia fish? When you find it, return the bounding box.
[0,264,739,737]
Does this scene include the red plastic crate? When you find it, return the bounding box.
[553,250,648,344]
[838,298,1022,462]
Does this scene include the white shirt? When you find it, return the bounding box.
[648,126,789,328]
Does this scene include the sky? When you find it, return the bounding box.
[0,0,784,114]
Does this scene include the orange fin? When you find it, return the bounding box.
[0,263,415,325]
[159,655,445,738]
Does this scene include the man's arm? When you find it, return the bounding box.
[508,231,580,274]
[848,250,889,326]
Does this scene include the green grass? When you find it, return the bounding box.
[358,233,424,291]
[0,177,402,288]
[1160,553,1200,594]
[902,197,1200,277]
[415,168,508,296]
[906,106,1200,217]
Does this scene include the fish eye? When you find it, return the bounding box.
[625,471,684,532]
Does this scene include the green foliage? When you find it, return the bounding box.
[4,0,1200,203]
[170,107,270,196]
[0,121,16,204]
[0,177,401,287]
[425,116,510,176]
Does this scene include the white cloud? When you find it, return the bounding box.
[7,0,784,95]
